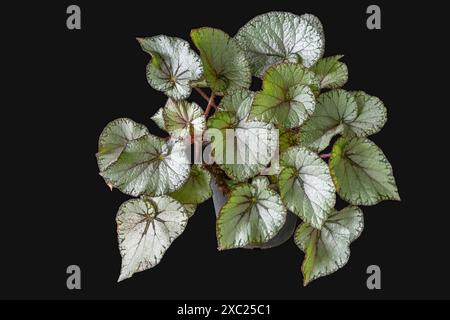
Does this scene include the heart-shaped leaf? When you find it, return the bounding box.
[249,63,318,128]
[137,35,203,100]
[216,177,287,249]
[170,164,212,204]
[344,91,387,137]
[97,118,149,172]
[295,205,363,286]
[162,99,206,139]
[207,108,277,181]
[191,28,251,95]
[299,89,358,152]
[278,146,336,229]
[100,134,190,197]
[329,137,400,205]
[235,12,325,77]
[311,55,348,89]
[117,196,188,281]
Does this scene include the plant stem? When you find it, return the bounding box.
[320,153,331,159]
[204,93,215,116]
[194,87,218,109]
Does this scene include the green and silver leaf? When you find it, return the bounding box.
[162,99,206,139]
[299,89,358,152]
[117,196,188,281]
[250,63,319,128]
[100,134,190,197]
[327,206,364,242]
[97,118,149,172]
[329,137,400,205]
[295,222,349,286]
[216,177,287,249]
[235,12,324,77]
[137,35,203,100]
[207,110,277,181]
[345,91,387,137]
[311,55,348,89]
[170,164,212,205]
[219,89,254,120]
[279,146,336,229]
[151,108,166,131]
[191,28,251,95]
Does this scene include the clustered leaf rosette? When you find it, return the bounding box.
[96,11,400,285]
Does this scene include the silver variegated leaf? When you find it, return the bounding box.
[97,118,149,172]
[278,146,336,229]
[311,55,348,89]
[100,134,191,197]
[151,108,166,131]
[117,196,188,281]
[162,99,206,139]
[235,12,325,77]
[137,35,203,100]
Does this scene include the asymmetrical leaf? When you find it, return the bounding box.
[191,28,251,95]
[279,146,336,229]
[345,91,387,137]
[329,137,400,205]
[217,177,287,249]
[250,63,318,128]
[117,196,188,281]
[162,99,206,139]
[97,118,149,172]
[137,35,203,100]
[207,110,277,181]
[311,55,348,89]
[219,89,254,120]
[295,205,364,285]
[235,11,325,77]
[170,165,212,204]
[299,89,358,152]
[100,134,190,197]
[151,108,166,131]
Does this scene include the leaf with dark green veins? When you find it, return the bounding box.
[329,137,400,205]
[345,91,387,137]
[117,196,188,281]
[100,134,190,197]
[162,99,205,139]
[249,63,318,128]
[97,118,149,172]
[311,55,348,89]
[217,177,287,249]
[278,146,335,229]
[235,12,325,77]
[295,205,364,285]
[299,89,358,152]
[191,28,251,95]
[137,35,203,100]
[170,165,212,204]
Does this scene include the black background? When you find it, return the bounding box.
[2,1,448,300]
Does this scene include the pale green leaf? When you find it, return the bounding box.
[295,216,350,286]
[182,204,197,218]
[117,196,188,281]
[216,181,287,249]
[162,99,205,139]
[278,146,336,229]
[345,91,387,137]
[235,12,325,77]
[329,137,400,205]
[311,55,348,89]
[151,108,166,131]
[137,35,203,100]
[299,89,358,152]
[100,134,190,197]
[191,28,251,95]
[327,206,364,242]
[249,63,319,128]
[97,118,149,172]
[170,165,212,204]
[219,89,254,120]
